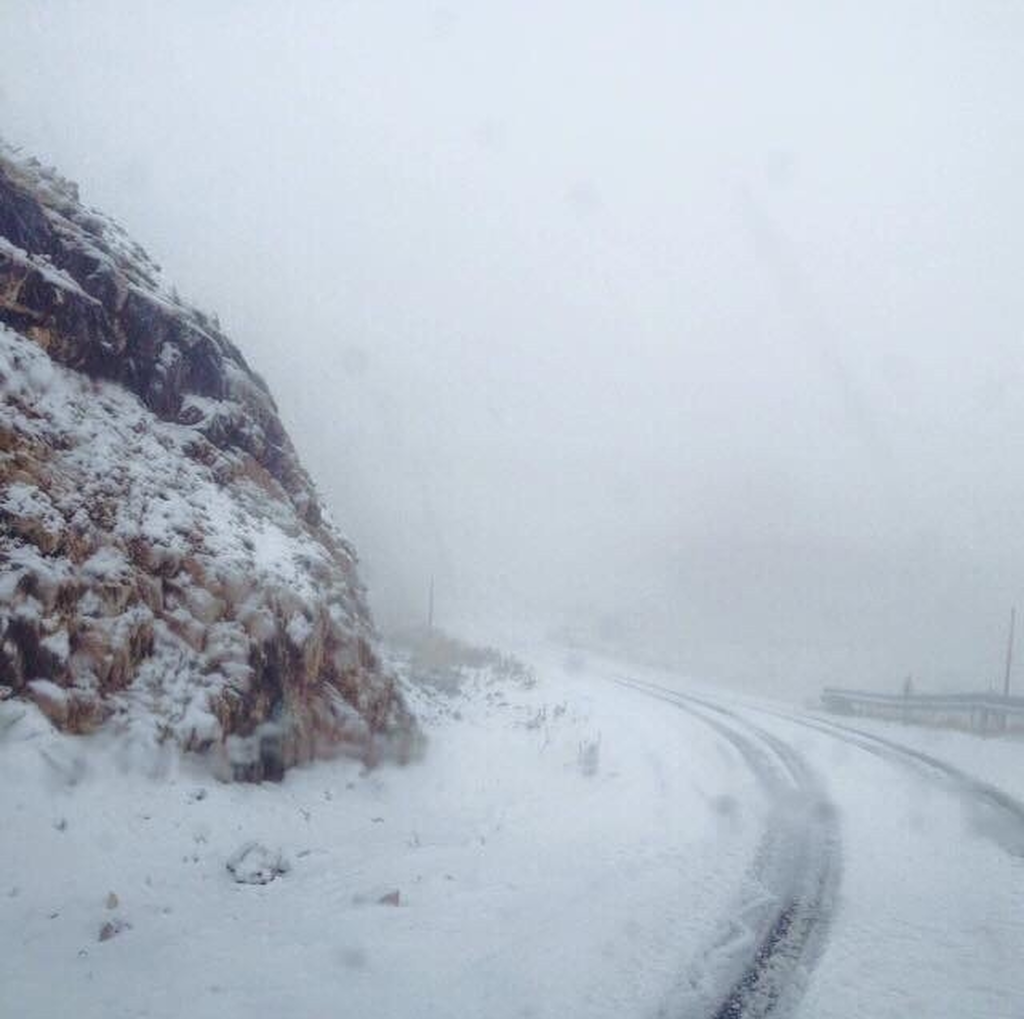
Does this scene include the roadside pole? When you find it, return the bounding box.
[1003,606,1016,698]
[1000,606,1016,732]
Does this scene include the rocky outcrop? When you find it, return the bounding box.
[0,143,417,777]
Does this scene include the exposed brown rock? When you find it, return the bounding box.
[0,143,419,776]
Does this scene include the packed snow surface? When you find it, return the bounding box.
[0,652,762,1019]
[3,647,1024,1017]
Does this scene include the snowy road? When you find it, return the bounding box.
[615,676,840,1018]
[616,670,1024,1018]
[3,654,1024,1018]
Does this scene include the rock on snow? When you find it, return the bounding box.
[226,842,291,885]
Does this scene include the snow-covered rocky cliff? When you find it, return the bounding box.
[0,144,416,777]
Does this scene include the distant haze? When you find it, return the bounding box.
[4,1,1024,695]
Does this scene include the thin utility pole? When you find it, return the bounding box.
[1003,606,1016,698]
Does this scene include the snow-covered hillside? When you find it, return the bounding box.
[0,144,415,774]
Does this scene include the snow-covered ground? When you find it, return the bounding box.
[0,652,765,1019]
[5,645,1024,1018]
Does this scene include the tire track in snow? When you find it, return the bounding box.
[614,677,841,1019]
[744,706,1024,858]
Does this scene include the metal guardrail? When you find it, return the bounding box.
[821,687,1024,732]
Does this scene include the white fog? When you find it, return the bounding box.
[4,2,1023,692]
[2,4,1024,1018]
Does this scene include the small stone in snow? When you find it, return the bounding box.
[226,841,290,885]
[98,917,130,942]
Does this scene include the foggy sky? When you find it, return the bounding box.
[3,1,1024,694]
